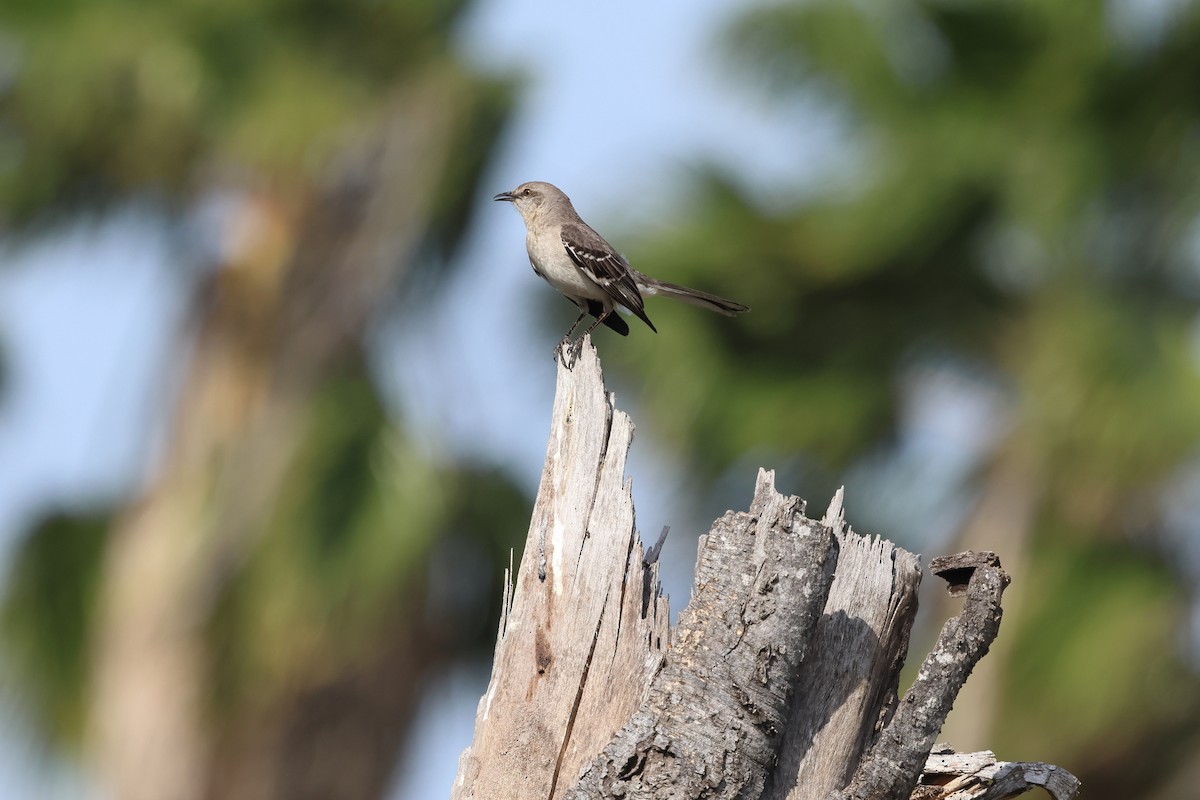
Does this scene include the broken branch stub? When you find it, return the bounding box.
[920,745,1082,800]
[834,552,1011,800]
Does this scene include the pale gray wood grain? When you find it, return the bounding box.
[451,339,669,800]
[764,488,923,800]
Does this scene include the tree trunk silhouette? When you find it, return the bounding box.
[88,76,471,800]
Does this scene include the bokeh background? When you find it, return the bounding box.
[1,1,1199,798]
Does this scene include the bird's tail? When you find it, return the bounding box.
[635,274,750,316]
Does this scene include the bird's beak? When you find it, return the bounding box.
[493,191,515,202]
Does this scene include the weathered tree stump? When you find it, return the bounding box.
[452,339,1078,800]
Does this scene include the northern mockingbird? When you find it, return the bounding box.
[494,181,749,344]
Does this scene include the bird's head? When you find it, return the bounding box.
[493,181,573,224]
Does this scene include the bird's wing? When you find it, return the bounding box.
[560,223,648,320]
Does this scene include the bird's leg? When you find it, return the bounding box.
[582,308,612,338]
[555,309,589,363]
[563,308,609,362]
[563,309,588,343]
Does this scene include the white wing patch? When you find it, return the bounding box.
[561,225,647,318]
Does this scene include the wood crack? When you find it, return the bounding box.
[611,523,637,665]
[546,588,610,800]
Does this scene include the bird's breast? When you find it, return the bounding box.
[526,229,608,301]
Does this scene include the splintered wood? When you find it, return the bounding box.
[763,490,922,800]
[919,745,1082,800]
[452,338,1080,800]
[451,340,669,800]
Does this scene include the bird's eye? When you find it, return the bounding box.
[522,188,532,196]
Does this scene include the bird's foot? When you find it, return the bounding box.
[553,335,574,367]
[554,334,585,368]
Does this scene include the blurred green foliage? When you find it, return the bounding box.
[0,512,107,746]
[0,0,481,218]
[618,0,1200,794]
[630,1,1200,484]
[1002,524,1191,763]
[207,367,526,721]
